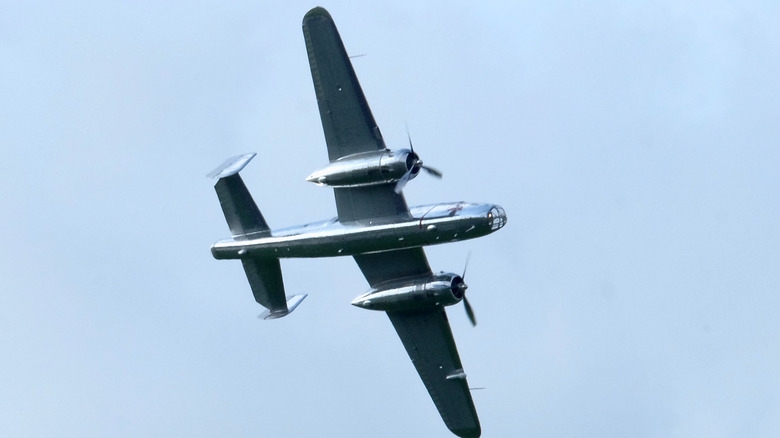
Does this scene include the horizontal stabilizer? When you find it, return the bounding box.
[213,155,269,239]
[207,153,256,179]
[259,294,308,320]
[243,259,306,319]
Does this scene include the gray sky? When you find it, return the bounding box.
[2,1,779,437]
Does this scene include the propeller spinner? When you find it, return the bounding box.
[394,130,443,194]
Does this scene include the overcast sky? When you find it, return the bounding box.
[2,1,779,437]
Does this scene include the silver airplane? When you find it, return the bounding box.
[208,7,507,438]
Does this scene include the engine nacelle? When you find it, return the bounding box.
[351,273,466,312]
[306,149,419,188]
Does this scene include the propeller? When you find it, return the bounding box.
[393,128,443,194]
[406,130,443,178]
[459,252,477,327]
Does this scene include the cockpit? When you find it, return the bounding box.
[488,206,507,231]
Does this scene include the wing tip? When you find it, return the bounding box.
[304,6,332,24]
[450,426,481,438]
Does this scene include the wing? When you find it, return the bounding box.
[303,8,478,435]
[387,309,481,438]
[302,7,385,162]
[353,249,480,437]
[332,185,410,222]
[303,7,409,223]
[353,248,432,287]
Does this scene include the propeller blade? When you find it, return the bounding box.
[406,126,415,154]
[463,296,477,326]
[404,124,442,182]
[461,251,471,280]
[422,165,443,178]
[394,167,414,194]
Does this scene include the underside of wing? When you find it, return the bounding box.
[387,309,481,438]
[353,249,480,437]
[333,186,410,222]
[353,247,432,287]
[302,7,385,162]
[303,7,410,223]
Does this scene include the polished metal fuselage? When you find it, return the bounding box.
[211,202,507,260]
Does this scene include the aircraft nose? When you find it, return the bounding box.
[487,205,507,231]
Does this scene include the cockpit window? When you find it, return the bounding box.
[488,206,506,231]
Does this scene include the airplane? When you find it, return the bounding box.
[208,7,507,438]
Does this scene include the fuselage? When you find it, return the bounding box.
[211,202,507,260]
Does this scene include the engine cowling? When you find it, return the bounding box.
[351,273,466,312]
[306,149,420,188]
